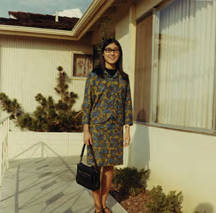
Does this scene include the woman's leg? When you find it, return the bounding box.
[92,166,103,212]
[101,166,114,212]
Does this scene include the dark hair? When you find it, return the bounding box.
[93,38,128,81]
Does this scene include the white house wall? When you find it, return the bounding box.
[128,125,216,213]
[115,6,136,110]
[114,1,216,213]
[135,0,164,20]
[0,35,92,129]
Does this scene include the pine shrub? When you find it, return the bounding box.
[0,66,83,132]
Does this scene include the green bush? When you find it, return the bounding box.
[112,167,150,197]
[0,66,83,132]
[143,185,183,213]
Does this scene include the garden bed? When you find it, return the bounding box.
[110,185,149,213]
[111,167,183,213]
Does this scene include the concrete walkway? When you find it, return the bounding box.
[0,156,127,213]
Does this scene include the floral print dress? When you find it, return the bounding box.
[82,68,133,166]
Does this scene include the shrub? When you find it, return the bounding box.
[112,167,150,197]
[0,66,83,132]
[143,185,183,213]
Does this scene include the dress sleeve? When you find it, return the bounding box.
[82,73,93,125]
[124,79,133,126]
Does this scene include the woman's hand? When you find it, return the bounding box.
[84,130,93,145]
[83,124,93,145]
[123,126,131,147]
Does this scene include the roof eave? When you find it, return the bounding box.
[71,0,115,39]
[0,24,77,40]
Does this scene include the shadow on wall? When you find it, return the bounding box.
[194,203,214,213]
[128,109,150,170]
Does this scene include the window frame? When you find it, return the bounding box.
[71,51,93,80]
[135,3,216,136]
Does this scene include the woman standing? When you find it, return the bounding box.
[82,38,133,213]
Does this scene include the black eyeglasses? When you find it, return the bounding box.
[104,48,120,54]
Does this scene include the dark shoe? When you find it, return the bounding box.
[102,206,112,213]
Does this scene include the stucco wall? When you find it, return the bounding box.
[135,0,164,19]
[128,125,216,213]
[7,131,131,168]
[115,1,216,213]
[0,35,92,128]
[115,6,136,111]
[8,132,83,160]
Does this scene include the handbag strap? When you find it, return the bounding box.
[79,144,99,169]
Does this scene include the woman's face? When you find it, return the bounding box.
[103,42,120,68]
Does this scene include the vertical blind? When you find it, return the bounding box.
[134,14,153,122]
[157,0,216,129]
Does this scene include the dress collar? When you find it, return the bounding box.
[104,69,119,79]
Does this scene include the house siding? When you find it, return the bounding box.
[0,35,92,129]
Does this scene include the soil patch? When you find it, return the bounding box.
[110,185,149,213]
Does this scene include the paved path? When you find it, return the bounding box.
[0,156,127,213]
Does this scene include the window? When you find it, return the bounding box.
[135,0,216,132]
[73,54,93,77]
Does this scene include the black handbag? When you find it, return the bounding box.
[76,144,100,191]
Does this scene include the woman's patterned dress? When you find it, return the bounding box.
[82,68,133,166]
